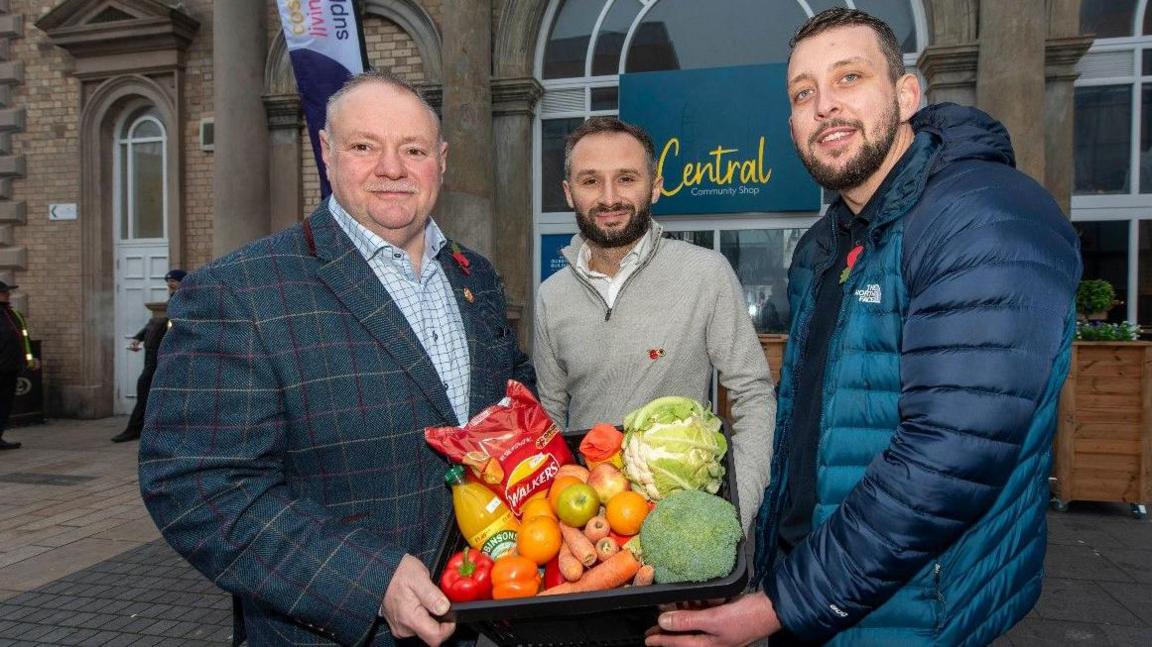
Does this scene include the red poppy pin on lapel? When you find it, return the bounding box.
[450,241,471,276]
[648,348,666,360]
[839,245,864,284]
[463,288,474,303]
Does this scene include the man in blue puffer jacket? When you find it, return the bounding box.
[647,8,1081,647]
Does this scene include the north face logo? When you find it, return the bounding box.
[854,284,882,304]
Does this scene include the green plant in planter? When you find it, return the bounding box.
[1075,320,1140,341]
[1076,279,1116,316]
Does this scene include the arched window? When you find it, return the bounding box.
[1072,0,1152,327]
[534,0,926,333]
[116,108,168,240]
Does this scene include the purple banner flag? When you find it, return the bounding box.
[277,0,368,199]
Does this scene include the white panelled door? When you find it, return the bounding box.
[114,244,169,414]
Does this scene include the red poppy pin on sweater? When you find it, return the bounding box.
[450,241,471,276]
[839,245,864,284]
[648,348,666,360]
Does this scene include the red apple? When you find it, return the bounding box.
[586,463,630,504]
[556,463,590,483]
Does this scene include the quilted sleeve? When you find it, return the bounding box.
[771,168,1080,641]
[138,266,403,646]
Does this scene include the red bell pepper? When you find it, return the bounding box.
[439,547,494,603]
[543,555,565,589]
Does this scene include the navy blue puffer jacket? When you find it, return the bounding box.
[752,103,1081,646]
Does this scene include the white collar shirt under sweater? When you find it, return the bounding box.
[573,231,651,308]
[329,196,471,425]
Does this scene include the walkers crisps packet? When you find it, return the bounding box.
[425,380,574,517]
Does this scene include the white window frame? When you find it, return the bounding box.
[114,110,169,242]
[1071,0,1152,324]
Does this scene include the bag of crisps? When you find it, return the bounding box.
[425,380,574,517]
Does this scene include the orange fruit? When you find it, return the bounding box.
[521,496,556,521]
[605,491,650,536]
[548,475,582,512]
[516,515,563,565]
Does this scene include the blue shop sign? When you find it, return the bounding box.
[620,64,819,215]
[540,233,572,283]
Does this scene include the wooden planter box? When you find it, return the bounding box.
[1052,341,1152,510]
[716,334,787,423]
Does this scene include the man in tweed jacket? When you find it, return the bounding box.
[139,72,534,646]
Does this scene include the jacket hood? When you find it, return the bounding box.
[910,102,1016,172]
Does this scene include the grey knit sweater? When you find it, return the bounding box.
[534,222,776,529]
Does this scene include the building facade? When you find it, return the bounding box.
[0,0,1141,418]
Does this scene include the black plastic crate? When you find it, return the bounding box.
[433,427,749,647]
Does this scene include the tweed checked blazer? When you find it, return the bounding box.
[139,203,534,646]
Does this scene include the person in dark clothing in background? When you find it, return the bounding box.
[110,269,186,443]
[0,280,36,450]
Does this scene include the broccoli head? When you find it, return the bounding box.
[638,489,742,583]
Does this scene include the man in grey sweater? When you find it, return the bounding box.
[533,117,776,529]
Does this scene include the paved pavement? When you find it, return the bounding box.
[0,417,1149,646]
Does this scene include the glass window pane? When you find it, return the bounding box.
[720,229,804,334]
[590,86,618,110]
[543,0,603,79]
[1146,5,1152,35]
[1075,85,1132,194]
[592,0,642,76]
[626,0,807,73]
[1143,84,1152,193]
[1144,50,1152,75]
[853,1,917,53]
[541,118,584,212]
[663,229,713,249]
[119,143,129,240]
[131,119,162,139]
[1080,0,1137,38]
[1074,221,1129,324]
[132,141,164,238]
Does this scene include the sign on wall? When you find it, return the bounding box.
[620,64,820,215]
[540,233,572,283]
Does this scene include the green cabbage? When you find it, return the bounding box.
[621,396,728,501]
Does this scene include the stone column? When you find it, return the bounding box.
[491,77,543,348]
[264,95,304,231]
[436,0,494,255]
[977,0,1047,183]
[1044,37,1093,217]
[212,2,270,257]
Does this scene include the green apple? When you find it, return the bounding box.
[555,483,600,528]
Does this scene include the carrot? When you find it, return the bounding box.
[557,543,584,582]
[595,537,619,562]
[560,523,597,566]
[632,564,655,586]
[540,549,642,595]
[584,516,610,542]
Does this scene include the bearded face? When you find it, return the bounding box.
[574,198,653,248]
[794,95,900,192]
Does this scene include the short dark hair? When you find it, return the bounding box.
[790,8,906,82]
[323,70,441,140]
[564,117,658,179]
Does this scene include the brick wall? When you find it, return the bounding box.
[10,0,84,386]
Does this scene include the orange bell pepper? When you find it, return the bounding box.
[491,554,541,599]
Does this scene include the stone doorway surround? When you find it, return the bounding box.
[35,0,198,418]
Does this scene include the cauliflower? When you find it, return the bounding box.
[622,396,727,501]
[638,489,742,584]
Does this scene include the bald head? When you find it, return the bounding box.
[323,70,442,142]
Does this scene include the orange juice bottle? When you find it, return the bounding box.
[445,465,519,559]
